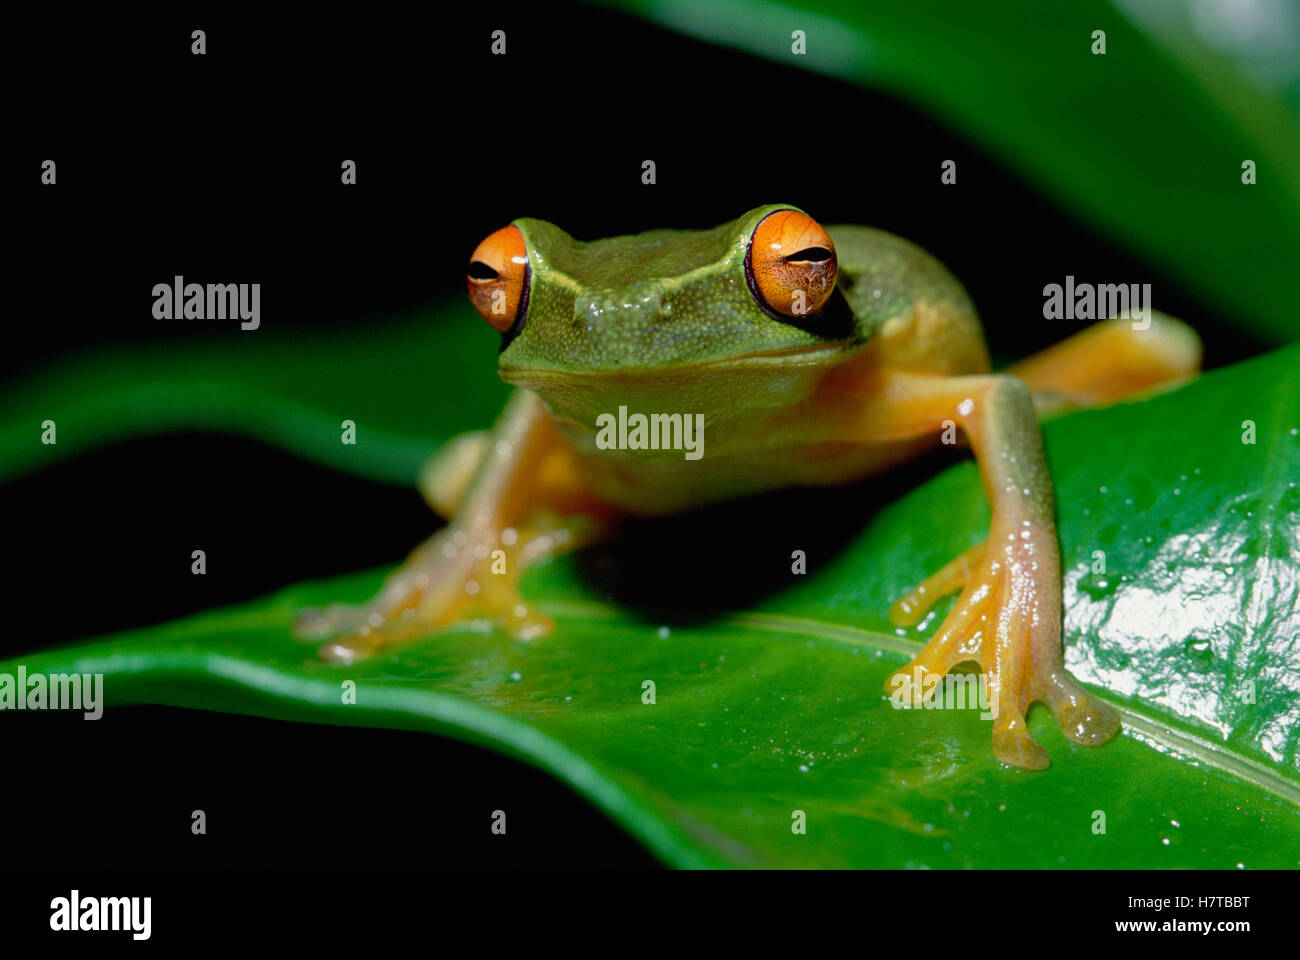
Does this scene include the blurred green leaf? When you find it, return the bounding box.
[592,0,1300,344]
[4,344,1296,867]
[0,305,509,488]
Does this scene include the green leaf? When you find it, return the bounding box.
[0,305,509,488]
[4,344,1297,868]
[590,0,1300,345]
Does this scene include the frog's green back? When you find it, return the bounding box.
[827,224,978,344]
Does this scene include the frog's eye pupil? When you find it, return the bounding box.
[746,210,838,321]
[466,225,529,334]
[786,247,833,263]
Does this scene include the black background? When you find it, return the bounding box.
[4,4,1274,869]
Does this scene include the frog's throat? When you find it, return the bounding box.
[499,339,857,386]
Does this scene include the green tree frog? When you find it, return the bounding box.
[297,205,1201,769]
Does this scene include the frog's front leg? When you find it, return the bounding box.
[863,371,1120,769]
[295,389,613,663]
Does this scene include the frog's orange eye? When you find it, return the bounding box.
[467,225,529,333]
[745,210,837,320]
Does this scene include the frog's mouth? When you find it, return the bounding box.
[498,339,858,387]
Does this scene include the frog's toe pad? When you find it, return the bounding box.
[992,718,1051,771]
[294,603,370,640]
[1050,690,1121,746]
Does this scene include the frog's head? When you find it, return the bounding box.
[466,205,853,389]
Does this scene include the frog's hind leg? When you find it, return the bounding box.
[295,389,615,663]
[1007,312,1201,415]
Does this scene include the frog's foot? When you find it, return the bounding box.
[888,540,985,627]
[295,512,607,664]
[886,530,1120,770]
